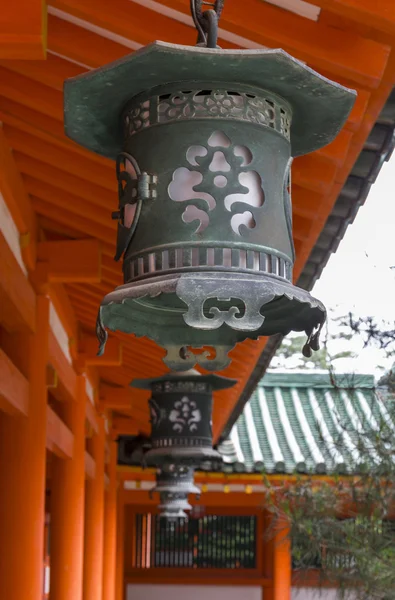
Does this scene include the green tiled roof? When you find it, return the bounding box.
[218,371,394,475]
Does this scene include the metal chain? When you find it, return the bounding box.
[190,0,224,48]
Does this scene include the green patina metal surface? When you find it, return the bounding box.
[64,41,356,159]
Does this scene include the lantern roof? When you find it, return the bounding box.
[64,40,356,159]
[130,370,237,391]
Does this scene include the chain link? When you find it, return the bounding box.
[190,0,224,48]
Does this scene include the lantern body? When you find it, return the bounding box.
[131,371,236,518]
[132,371,235,467]
[64,43,356,371]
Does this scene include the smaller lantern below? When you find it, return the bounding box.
[131,369,236,468]
[131,369,235,519]
[151,464,201,520]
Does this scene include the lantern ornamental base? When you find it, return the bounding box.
[97,272,325,371]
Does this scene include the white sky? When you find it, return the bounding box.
[309,156,395,376]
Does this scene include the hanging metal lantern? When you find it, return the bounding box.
[131,370,236,467]
[131,369,235,519]
[151,465,201,521]
[64,1,356,371]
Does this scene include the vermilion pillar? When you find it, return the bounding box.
[84,417,105,600]
[115,487,125,600]
[0,296,49,600]
[102,440,118,600]
[273,517,292,600]
[50,375,87,600]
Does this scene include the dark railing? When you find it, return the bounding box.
[132,514,257,569]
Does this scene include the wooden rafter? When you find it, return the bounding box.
[0,1,47,60]
[0,347,29,416]
[46,405,74,459]
[37,239,102,284]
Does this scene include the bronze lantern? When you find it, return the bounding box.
[63,1,356,372]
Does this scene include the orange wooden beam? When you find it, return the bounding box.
[36,239,102,284]
[156,0,390,88]
[0,296,49,600]
[0,230,36,333]
[49,283,79,352]
[0,0,47,59]
[48,329,78,401]
[112,417,140,437]
[100,386,137,411]
[50,375,86,600]
[85,450,96,480]
[312,0,395,36]
[103,441,118,600]
[86,397,99,434]
[79,334,122,367]
[273,518,292,600]
[46,405,74,459]
[0,347,29,416]
[0,126,36,269]
[84,418,106,599]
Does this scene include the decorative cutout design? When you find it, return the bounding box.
[168,131,264,235]
[168,396,202,433]
[124,89,292,139]
[124,99,150,135]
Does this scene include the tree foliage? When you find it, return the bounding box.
[267,314,395,599]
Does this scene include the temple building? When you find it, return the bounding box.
[0,1,395,600]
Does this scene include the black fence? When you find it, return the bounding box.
[133,514,257,569]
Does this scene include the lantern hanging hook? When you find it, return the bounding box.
[190,0,224,48]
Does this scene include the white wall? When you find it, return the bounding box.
[292,588,353,600]
[127,584,262,600]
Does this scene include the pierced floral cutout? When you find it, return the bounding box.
[168,131,264,235]
[168,396,202,433]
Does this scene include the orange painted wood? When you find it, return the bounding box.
[49,283,79,349]
[24,175,115,230]
[37,239,102,283]
[50,375,86,600]
[47,14,129,69]
[112,416,140,436]
[0,67,63,121]
[46,405,74,458]
[80,334,122,367]
[84,417,106,600]
[103,441,118,600]
[311,0,395,35]
[85,450,96,480]
[273,518,291,600]
[52,0,194,48]
[48,329,78,401]
[0,230,36,333]
[0,0,46,59]
[0,53,85,92]
[157,0,390,88]
[116,488,125,600]
[32,197,115,248]
[100,386,141,410]
[0,99,113,169]
[0,346,29,416]
[15,152,117,211]
[0,296,49,600]
[0,126,36,269]
[86,397,100,434]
